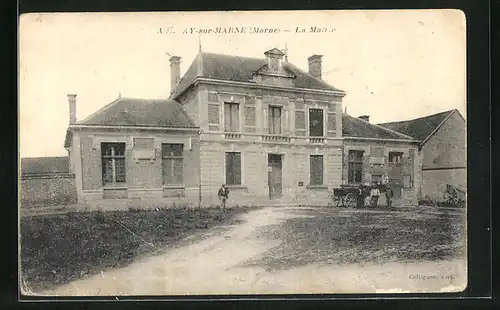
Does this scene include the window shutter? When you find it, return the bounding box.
[224,103,231,132]
[234,153,241,185]
[282,105,290,135]
[208,103,220,131]
[362,154,370,184]
[262,103,269,132]
[327,113,336,137]
[244,96,256,133]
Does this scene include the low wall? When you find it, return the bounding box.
[20,173,77,208]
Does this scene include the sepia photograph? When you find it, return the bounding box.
[19,10,467,296]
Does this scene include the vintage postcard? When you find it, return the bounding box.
[19,10,467,296]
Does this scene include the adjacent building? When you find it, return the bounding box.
[61,47,422,208]
[379,109,466,202]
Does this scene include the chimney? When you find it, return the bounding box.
[308,54,323,79]
[67,94,77,124]
[169,56,181,95]
[358,115,370,123]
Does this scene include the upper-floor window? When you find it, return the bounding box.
[101,142,126,185]
[309,108,324,137]
[389,152,403,163]
[348,150,364,184]
[268,106,282,135]
[224,102,239,132]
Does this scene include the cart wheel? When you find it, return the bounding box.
[344,193,356,208]
[334,196,343,207]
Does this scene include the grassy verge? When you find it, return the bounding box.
[241,207,466,271]
[20,206,258,292]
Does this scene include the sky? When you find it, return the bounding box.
[19,10,466,158]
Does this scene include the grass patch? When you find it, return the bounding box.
[20,205,258,292]
[241,207,466,271]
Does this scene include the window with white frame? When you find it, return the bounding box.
[224,102,240,132]
[162,144,183,185]
[225,152,241,185]
[101,142,126,185]
[268,106,282,135]
[310,155,324,186]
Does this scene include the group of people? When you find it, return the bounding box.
[217,183,394,210]
[356,183,394,208]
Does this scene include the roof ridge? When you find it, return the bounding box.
[344,113,417,140]
[202,51,266,62]
[378,109,455,125]
[420,109,457,145]
[21,156,68,160]
[78,96,123,124]
[285,62,344,93]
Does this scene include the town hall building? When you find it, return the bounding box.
[62,47,422,208]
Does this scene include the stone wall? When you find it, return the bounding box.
[20,174,77,208]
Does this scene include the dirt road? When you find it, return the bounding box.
[38,207,466,296]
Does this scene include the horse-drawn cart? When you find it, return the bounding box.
[330,184,371,208]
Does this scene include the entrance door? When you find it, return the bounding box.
[389,178,403,199]
[268,154,282,199]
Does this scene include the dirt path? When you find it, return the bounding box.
[37,207,466,296]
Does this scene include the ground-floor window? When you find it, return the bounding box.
[162,144,184,185]
[371,174,382,185]
[225,152,241,185]
[101,142,126,185]
[310,155,324,186]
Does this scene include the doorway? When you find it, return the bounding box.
[268,154,282,199]
[389,178,403,199]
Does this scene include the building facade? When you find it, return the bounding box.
[379,109,466,202]
[62,47,422,208]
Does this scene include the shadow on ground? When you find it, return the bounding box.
[240,207,466,272]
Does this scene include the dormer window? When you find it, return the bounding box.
[268,57,282,72]
[264,48,285,73]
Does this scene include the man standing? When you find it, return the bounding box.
[356,184,365,208]
[385,185,394,207]
[370,184,380,208]
[217,184,230,210]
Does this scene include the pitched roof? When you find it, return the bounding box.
[170,51,343,99]
[78,98,196,128]
[377,109,458,142]
[342,114,416,141]
[21,157,70,175]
